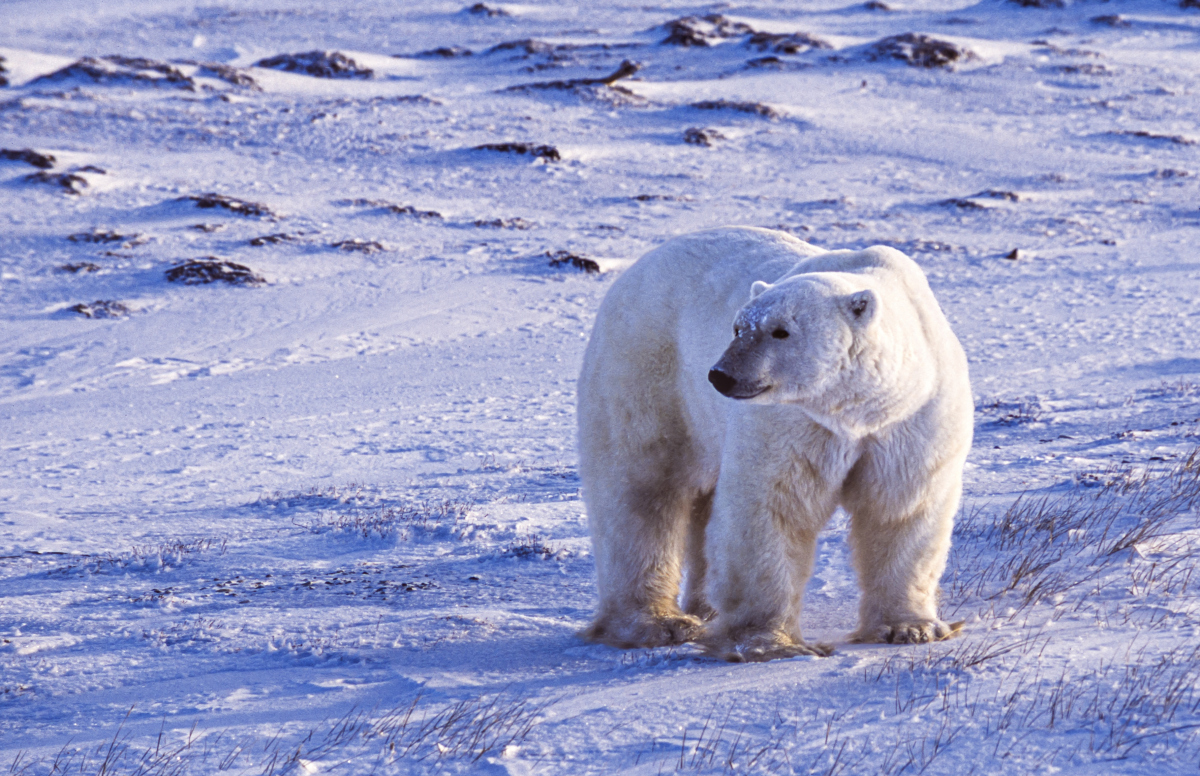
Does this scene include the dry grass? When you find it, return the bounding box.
[7,691,544,776]
[299,500,472,541]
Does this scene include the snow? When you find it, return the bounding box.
[3,0,1200,772]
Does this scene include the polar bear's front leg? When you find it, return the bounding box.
[579,473,708,649]
[702,455,838,662]
[845,469,963,645]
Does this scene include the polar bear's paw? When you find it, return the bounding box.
[580,612,704,649]
[705,633,834,663]
[851,619,964,645]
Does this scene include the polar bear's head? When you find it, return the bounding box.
[708,271,930,431]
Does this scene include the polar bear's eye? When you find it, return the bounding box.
[772,329,789,339]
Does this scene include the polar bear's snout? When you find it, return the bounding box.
[707,367,739,396]
[708,350,769,400]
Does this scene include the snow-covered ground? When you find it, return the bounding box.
[3,0,1200,772]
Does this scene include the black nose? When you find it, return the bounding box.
[708,368,737,396]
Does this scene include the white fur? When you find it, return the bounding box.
[576,226,973,660]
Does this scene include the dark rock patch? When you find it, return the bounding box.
[1058,63,1114,76]
[1184,0,1200,9]
[1009,0,1065,7]
[70,300,131,318]
[416,46,474,58]
[940,198,988,210]
[333,239,386,253]
[746,56,785,69]
[661,14,755,47]
[547,250,600,273]
[868,33,976,69]
[25,171,89,194]
[690,99,781,119]
[746,32,831,54]
[69,229,133,244]
[975,190,1021,201]
[0,55,7,87]
[474,217,534,229]
[184,193,274,217]
[864,1,893,9]
[255,51,373,79]
[191,223,226,232]
[34,56,190,87]
[184,60,261,89]
[684,127,725,147]
[249,233,297,246]
[508,60,639,92]
[1154,169,1190,179]
[1112,131,1196,146]
[486,39,557,57]
[1,148,56,169]
[166,258,266,286]
[59,262,102,273]
[31,56,256,91]
[473,142,561,161]
[631,194,692,202]
[339,199,442,218]
[1091,14,1131,27]
[1033,43,1101,58]
[466,2,508,16]
[390,205,442,219]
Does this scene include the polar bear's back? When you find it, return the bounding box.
[578,227,825,485]
[590,227,824,354]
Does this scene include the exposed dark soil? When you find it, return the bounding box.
[746,32,831,53]
[690,99,780,119]
[30,56,257,91]
[255,51,374,79]
[249,233,297,246]
[940,198,988,210]
[975,190,1021,201]
[546,250,600,273]
[1058,63,1114,76]
[486,40,557,57]
[474,218,534,229]
[58,263,102,273]
[1,149,56,169]
[34,56,190,86]
[417,47,474,58]
[508,60,639,92]
[332,239,386,253]
[1112,130,1196,146]
[70,300,131,318]
[868,33,976,69]
[339,199,441,218]
[684,127,725,147]
[473,143,561,161]
[661,14,755,46]
[466,3,508,16]
[184,193,275,217]
[25,171,89,194]
[165,258,266,286]
[68,229,134,244]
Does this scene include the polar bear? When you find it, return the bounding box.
[577,226,972,661]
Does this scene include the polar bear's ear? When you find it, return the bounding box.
[844,289,877,324]
[750,280,773,300]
